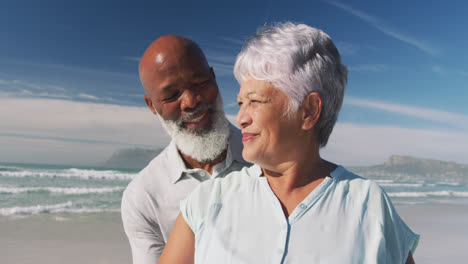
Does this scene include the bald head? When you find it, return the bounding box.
[139,35,210,95]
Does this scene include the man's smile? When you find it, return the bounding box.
[183,110,211,129]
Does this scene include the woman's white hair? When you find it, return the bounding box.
[234,22,348,148]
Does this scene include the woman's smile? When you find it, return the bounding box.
[242,132,258,142]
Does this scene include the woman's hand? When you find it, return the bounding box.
[157,213,195,264]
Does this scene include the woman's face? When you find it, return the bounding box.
[236,79,303,166]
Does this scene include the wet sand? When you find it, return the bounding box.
[396,204,468,263]
[1,204,467,264]
[1,213,131,264]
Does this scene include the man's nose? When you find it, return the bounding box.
[180,88,201,111]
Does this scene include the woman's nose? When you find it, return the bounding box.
[236,105,252,129]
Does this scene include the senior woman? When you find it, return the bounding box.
[159,22,419,264]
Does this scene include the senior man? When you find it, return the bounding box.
[121,35,250,263]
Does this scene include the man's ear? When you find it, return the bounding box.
[144,95,157,115]
[302,92,322,130]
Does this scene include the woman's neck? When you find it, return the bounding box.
[261,152,337,218]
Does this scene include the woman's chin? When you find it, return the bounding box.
[241,149,258,164]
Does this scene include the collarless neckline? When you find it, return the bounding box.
[257,166,344,223]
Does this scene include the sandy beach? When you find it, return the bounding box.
[396,204,468,263]
[1,213,131,264]
[1,204,467,264]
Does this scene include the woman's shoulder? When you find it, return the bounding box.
[331,166,390,205]
[332,166,383,189]
[195,164,261,202]
[180,164,261,233]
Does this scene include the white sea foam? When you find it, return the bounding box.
[436,182,462,186]
[388,191,468,198]
[0,165,19,170]
[0,168,136,180]
[374,179,395,183]
[379,183,424,188]
[0,201,120,216]
[0,201,73,216]
[0,186,124,194]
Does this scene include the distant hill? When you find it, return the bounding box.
[349,155,468,182]
[102,147,163,170]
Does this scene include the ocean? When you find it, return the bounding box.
[1,162,468,217]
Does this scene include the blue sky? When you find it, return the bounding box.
[1,0,467,166]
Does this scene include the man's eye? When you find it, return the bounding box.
[163,92,179,101]
[237,101,243,106]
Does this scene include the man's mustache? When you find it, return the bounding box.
[176,103,214,126]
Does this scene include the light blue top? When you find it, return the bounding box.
[181,164,419,264]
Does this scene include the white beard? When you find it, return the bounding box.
[157,95,230,162]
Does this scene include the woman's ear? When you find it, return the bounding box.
[302,92,322,130]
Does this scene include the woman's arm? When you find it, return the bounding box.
[157,213,195,264]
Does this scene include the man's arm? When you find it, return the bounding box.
[121,190,165,264]
[158,213,194,264]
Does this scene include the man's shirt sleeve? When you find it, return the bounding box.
[121,188,165,264]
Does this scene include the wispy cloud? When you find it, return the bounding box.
[210,62,234,76]
[432,65,447,76]
[1,95,466,166]
[457,70,468,77]
[0,76,142,105]
[0,79,42,90]
[0,96,169,165]
[218,36,245,46]
[36,92,72,99]
[230,111,468,166]
[0,79,72,99]
[345,96,468,129]
[5,59,137,80]
[121,56,140,62]
[79,93,99,100]
[205,50,237,76]
[336,41,359,56]
[348,64,386,72]
[432,66,468,78]
[46,84,67,92]
[224,101,239,109]
[206,53,237,64]
[323,123,468,166]
[327,1,439,56]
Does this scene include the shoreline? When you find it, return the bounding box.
[1,204,467,264]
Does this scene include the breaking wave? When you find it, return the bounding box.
[0,186,124,194]
[388,191,468,198]
[0,201,119,216]
[0,168,136,180]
